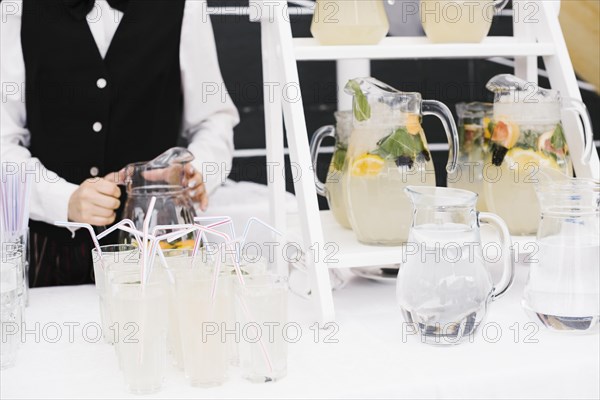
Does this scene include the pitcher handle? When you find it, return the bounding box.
[422,100,459,174]
[309,125,335,197]
[479,212,515,300]
[562,97,594,164]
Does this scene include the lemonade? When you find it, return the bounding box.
[174,269,230,387]
[111,273,168,394]
[347,140,436,245]
[420,0,501,43]
[235,275,288,383]
[311,0,389,45]
[483,99,572,235]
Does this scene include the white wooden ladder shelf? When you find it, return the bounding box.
[250,0,600,322]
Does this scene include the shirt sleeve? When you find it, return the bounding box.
[1,1,78,225]
[179,0,240,195]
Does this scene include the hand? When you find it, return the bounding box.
[182,164,208,211]
[68,175,121,226]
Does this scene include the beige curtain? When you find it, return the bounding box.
[559,0,600,93]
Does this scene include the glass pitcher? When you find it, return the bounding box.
[522,178,599,332]
[309,111,352,229]
[447,102,493,211]
[483,74,594,236]
[120,147,197,247]
[311,0,389,45]
[343,77,459,245]
[397,186,515,345]
[420,0,509,43]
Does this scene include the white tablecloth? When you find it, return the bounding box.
[2,263,599,399]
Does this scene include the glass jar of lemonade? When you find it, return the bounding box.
[311,0,389,45]
[344,78,459,245]
[483,74,594,235]
[310,111,353,229]
[420,0,509,43]
[447,102,493,211]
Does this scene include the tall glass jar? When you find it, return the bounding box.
[311,0,389,45]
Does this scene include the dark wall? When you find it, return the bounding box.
[208,1,600,209]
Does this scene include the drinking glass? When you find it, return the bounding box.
[235,274,289,382]
[111,272,168,395]
[91,244,140,344]
[1,261,19,369]
[159,249,209,371]
[2,236,26,312]
[173,268,230,387]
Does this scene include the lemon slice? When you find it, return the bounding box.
[505,148,560,172]
[483,117,492,139]
[351,154,385,177]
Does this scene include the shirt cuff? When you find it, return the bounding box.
[29,176,78,228]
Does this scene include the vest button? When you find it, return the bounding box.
[96,78,107,89]
[92,122,103,132]
[90,167,99,177]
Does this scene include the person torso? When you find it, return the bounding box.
[21,0,186,185]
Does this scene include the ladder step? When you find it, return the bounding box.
[293,37,556,61]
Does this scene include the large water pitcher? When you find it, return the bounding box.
[397,186,515,345]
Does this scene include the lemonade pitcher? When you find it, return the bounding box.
[343,77,459,245]
[311,0,389,45]
[447,102,493,211]
[397,186,515,345]
[309,111,352,229]
[483,74,594,235]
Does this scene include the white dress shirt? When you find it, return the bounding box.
[0,0,240,226]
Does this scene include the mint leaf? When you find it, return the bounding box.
[332,146,347,171]
[519,130,538,151]
[346,80,371,122]
[377,128,425,159]
[550,124,566,150]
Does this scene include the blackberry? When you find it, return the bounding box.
[491,144,509,166]
[395,156,414,168]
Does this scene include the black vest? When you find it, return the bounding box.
[22,0,186,240]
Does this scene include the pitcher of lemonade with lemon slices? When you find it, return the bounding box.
[343,78,459,245]
[483,74,594,235]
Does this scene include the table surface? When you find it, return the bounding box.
[2,263,599,400]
